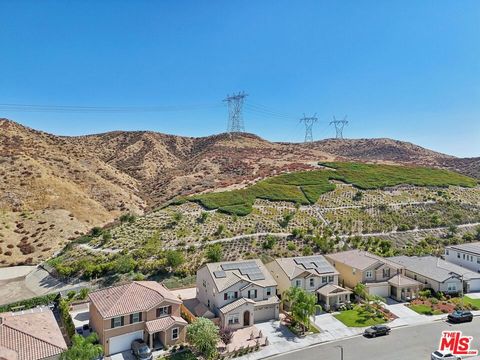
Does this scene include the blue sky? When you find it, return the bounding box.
[0,1,479,157]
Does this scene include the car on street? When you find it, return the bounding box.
[431,350,461,359]
[363,324,391,338]
[447,310,473,323]
[131,339,153,360]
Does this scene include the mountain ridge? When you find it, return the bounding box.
[0,118,478,266]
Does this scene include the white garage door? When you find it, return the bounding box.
[368,284,390,298]
[254,305,276,323]
[109,330,144,355]
[467,279,480,292]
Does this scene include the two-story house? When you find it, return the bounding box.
[325,250,423,301]
[444,242,480,281]
[265,255,352,310]
[196,259,279,329]
[89,281,187,356]
[389,255,480,293]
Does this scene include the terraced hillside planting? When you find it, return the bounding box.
[189,162,477,215]
[48,163,480,284]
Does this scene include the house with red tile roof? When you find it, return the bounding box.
[88,281,187,356]
[0,306,67,360]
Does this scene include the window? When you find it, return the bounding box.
[295,279,301,288]
[156,306,171,317]
[447,283,457,292]
[414,274,417,280]
[477,257,480,264]
[228,314,239,325]
[207,299,210,308]
[171,327,179,340]
[457,253,460,258]
[266,287,272,296]
[130,312,142,324]
[383,269,390,278]
[328,276,334,283]
[445,249,449,255]
[248,289,258,299]
[203,280,206,287]
[309,278,315,287]
[365,270,373,278]
[322,276,327,284]
[224,291,237,300]
[463,254,466,260]
[111,316,124,328]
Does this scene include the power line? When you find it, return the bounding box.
[330,115,348,139]
[223,92,248,133]
[299,114,318,143]
[0,102,223,113]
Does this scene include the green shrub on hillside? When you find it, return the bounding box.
[188,162,477,216]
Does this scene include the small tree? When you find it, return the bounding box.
[198,212,209,224]
[282,287,320,334]
[205,243,223,263]
[187,318,220,360]
[60,333,103,360]
[166,250,185,270]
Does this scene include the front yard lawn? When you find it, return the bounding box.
[334,306,387,327]
[409,304,443,315]
[461,296,480,309]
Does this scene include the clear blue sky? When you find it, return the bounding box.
[1,0,479,157]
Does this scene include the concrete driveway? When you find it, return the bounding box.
[313,313,364,338]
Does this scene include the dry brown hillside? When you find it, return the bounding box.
[0,118,476,265]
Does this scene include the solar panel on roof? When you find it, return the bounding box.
[213,270,226,278]
[248,273,265,281]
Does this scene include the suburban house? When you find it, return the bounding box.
[0,306,67,360]
[389,255,480,293]
[266,255,352,310]
[325,250,423,301]
[89,281,187,356]
[444,242,480,275]
[196,259,280,329]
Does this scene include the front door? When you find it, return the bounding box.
[243,311,250,326]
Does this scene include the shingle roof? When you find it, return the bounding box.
[219,298,255,314]
[316,284,352,297]
[447,242,480,255]
[388,274,423,287]
[272,256,339,280]
[326,250,402,271]
[204,260,277,292]
[388,256,480,283]
[0,307,67,360]
[88,281,180,318]
[145,316,187,334]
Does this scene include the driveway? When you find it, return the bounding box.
[466,292,480,299]
[383,302,444,327]
[313,313,364,339]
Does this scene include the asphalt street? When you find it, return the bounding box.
[272,318,480,360]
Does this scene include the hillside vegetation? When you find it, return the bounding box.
[189,162,478,215]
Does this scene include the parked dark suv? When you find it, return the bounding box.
[131,339,153,360]
[447,310,473,323]
[363,325,391,338]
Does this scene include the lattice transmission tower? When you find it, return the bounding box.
[330,115,348,139]
[299,114,318,143]
[223,91,248,133]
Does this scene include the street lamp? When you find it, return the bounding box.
[335,345,344,360]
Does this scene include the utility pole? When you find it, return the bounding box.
[330,115,348,139]
[299,114,318,143]
[223,91,248,133]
